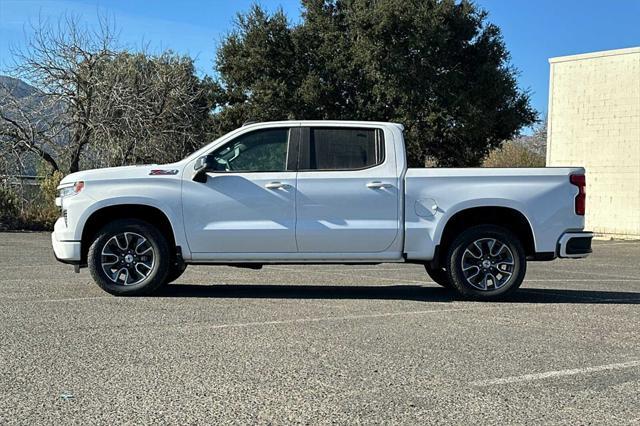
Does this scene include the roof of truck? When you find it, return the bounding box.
[242,120,405,130]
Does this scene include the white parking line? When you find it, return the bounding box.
[1,277,85,282]
[520,289,640,302]
[593,242,640,247]
[472,360,640,386]
[5,296,114,303]
[265,266,640,284]
[0,264,60,269]
[580,262,638,269]
[552,268,640,281]
[195,306,488,330]
[526,279,640,282]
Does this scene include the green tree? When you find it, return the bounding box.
[214,6,299,131]
[213,0,537,167]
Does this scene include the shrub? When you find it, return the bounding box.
[39,171,63,210]
[22,171,62,230]
[0,171,62,231]
[0,186,21,229]
[483,141,545,168]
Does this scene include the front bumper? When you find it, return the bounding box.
[51,218,81,263]
[557,231,593,258]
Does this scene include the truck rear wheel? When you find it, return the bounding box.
[424,264,451,288]
[446,225,526,300]
[87,219,170,296]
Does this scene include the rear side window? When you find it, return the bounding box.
[300,128,385,171]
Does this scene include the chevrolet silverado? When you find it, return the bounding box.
[52,121,593,299]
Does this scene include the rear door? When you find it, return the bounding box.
[295,126,400,253]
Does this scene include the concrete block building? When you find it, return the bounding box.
[547,47,640,239]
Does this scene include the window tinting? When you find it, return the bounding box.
[306,128,384,170]
[212,128,289,172]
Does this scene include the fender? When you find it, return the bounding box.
[403,197,537,261]
[75,196,191,259]
[433,198,537,250]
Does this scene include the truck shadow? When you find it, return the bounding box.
[156,284,640,304]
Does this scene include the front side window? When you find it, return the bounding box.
[302,128,384,170]
[211,128,290,172]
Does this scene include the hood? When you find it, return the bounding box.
[59,164,182,186]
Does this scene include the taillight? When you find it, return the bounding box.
[570,174,586,215]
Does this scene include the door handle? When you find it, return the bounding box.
[265,182,289,190]
[366,181,392,189]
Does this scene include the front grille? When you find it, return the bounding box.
[63,209,68,227]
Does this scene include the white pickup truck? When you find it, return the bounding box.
[52,121,592,299]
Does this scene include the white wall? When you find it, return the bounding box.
[547,47,640,238]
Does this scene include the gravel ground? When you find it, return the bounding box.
[1,232,639,424]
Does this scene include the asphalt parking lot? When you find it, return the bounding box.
[1,233,639,424]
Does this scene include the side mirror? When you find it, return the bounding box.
[192,154,217,183]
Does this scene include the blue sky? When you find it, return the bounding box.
[1,0,639,121]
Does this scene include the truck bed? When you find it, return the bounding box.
[403,167,585,260]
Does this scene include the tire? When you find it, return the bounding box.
[87,219,170,296]
[424,264,451,288]
[166,263,187,284]
[445,225,526,301]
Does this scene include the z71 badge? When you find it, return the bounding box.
[149,169,179,175]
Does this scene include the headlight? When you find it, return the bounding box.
[58,181,85,198]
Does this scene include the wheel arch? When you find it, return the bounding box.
[435,206,536,266]
[80,203,177,263]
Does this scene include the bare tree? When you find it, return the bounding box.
[85,51,216,168]
[527,120,547,157]
[1,14,215,174]
[1,14,117,173]
[0,83,62,173]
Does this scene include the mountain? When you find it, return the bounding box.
[0,76,67,176]
[0,75,40,99]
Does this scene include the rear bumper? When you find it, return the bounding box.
[51,230,81,264]
[557,231,593,258]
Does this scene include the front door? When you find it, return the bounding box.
[183,127,298,254]
[295,126,400,253]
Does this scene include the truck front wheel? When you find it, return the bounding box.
[446,225,526,300]
[87,219,170,296]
